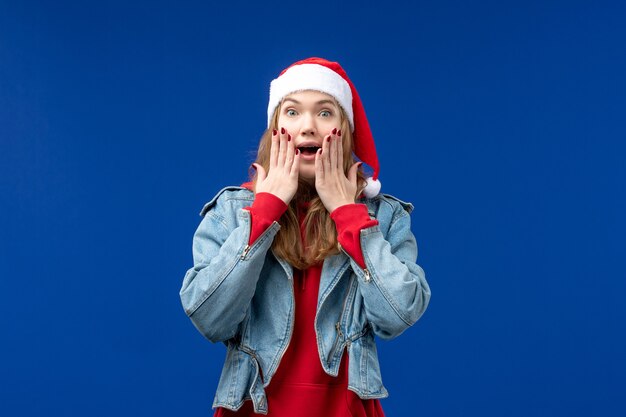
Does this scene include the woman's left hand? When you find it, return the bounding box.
[315,128,361,213]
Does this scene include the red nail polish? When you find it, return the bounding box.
[281,127,285,134]
[272,129,277,135]
[251,164,257,171]
[338,130,342,137]
[288,134,291,141]
[295,148,299,155]
[327,136,331,142]
[332,128,337,134]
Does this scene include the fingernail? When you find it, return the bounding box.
[338,130,342,137]
[326,136,331,142]
[288,134,291,141]
[332,128,337,135]
[251,164,257,171]
[272,129,277,136]
[281,127,285,134]
[295,148,299,155]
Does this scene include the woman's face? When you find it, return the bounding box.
[277,90,342,183]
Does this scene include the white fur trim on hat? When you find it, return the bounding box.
[363,176,381,198]
[268,64,353,129]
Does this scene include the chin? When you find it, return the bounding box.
[299,173,315,184]
[299,169,315,180]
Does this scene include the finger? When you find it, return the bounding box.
[322,133,332,174]
[290,148,300,177]
[315,148,324,182]
[252,163,266,182]
[284,132,295,173]
[277,127,289,167]
[348,162,360,185]
[336,129,344,174]
[269,129,279,168]
[329,128,338,171]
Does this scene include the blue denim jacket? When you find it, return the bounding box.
[180,186,430,414]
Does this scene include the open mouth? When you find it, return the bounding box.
[298,146,321,156]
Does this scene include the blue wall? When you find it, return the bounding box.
[1,1,625,416]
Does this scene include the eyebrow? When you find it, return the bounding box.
[282,98,338,107]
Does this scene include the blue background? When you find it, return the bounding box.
[1,1,625,416]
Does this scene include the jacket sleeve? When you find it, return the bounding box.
[179,197,281,343]
[348,202,431,340]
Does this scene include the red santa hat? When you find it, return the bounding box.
[268,57,381,198]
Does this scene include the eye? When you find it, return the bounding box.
[319,110,332,117]
[286,109,298,116]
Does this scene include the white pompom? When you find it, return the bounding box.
[363,176,381,198]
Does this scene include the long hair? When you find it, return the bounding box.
[249,98,367,269]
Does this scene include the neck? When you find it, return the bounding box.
[294,180,317,203]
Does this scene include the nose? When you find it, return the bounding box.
[300,112,317,136]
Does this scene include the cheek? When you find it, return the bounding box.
[322,117,340,131]
[277,114,294,130]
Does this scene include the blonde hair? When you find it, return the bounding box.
[250,96,366,269]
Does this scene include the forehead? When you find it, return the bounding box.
[281,90,338,106]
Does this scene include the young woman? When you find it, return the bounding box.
[180,57,431,416]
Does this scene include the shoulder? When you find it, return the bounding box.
[358,192,413,217]
[359,193,414,236]
[356,192,414,234]
[199,186,254,217]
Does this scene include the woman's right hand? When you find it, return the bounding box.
[252,128,300,205]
